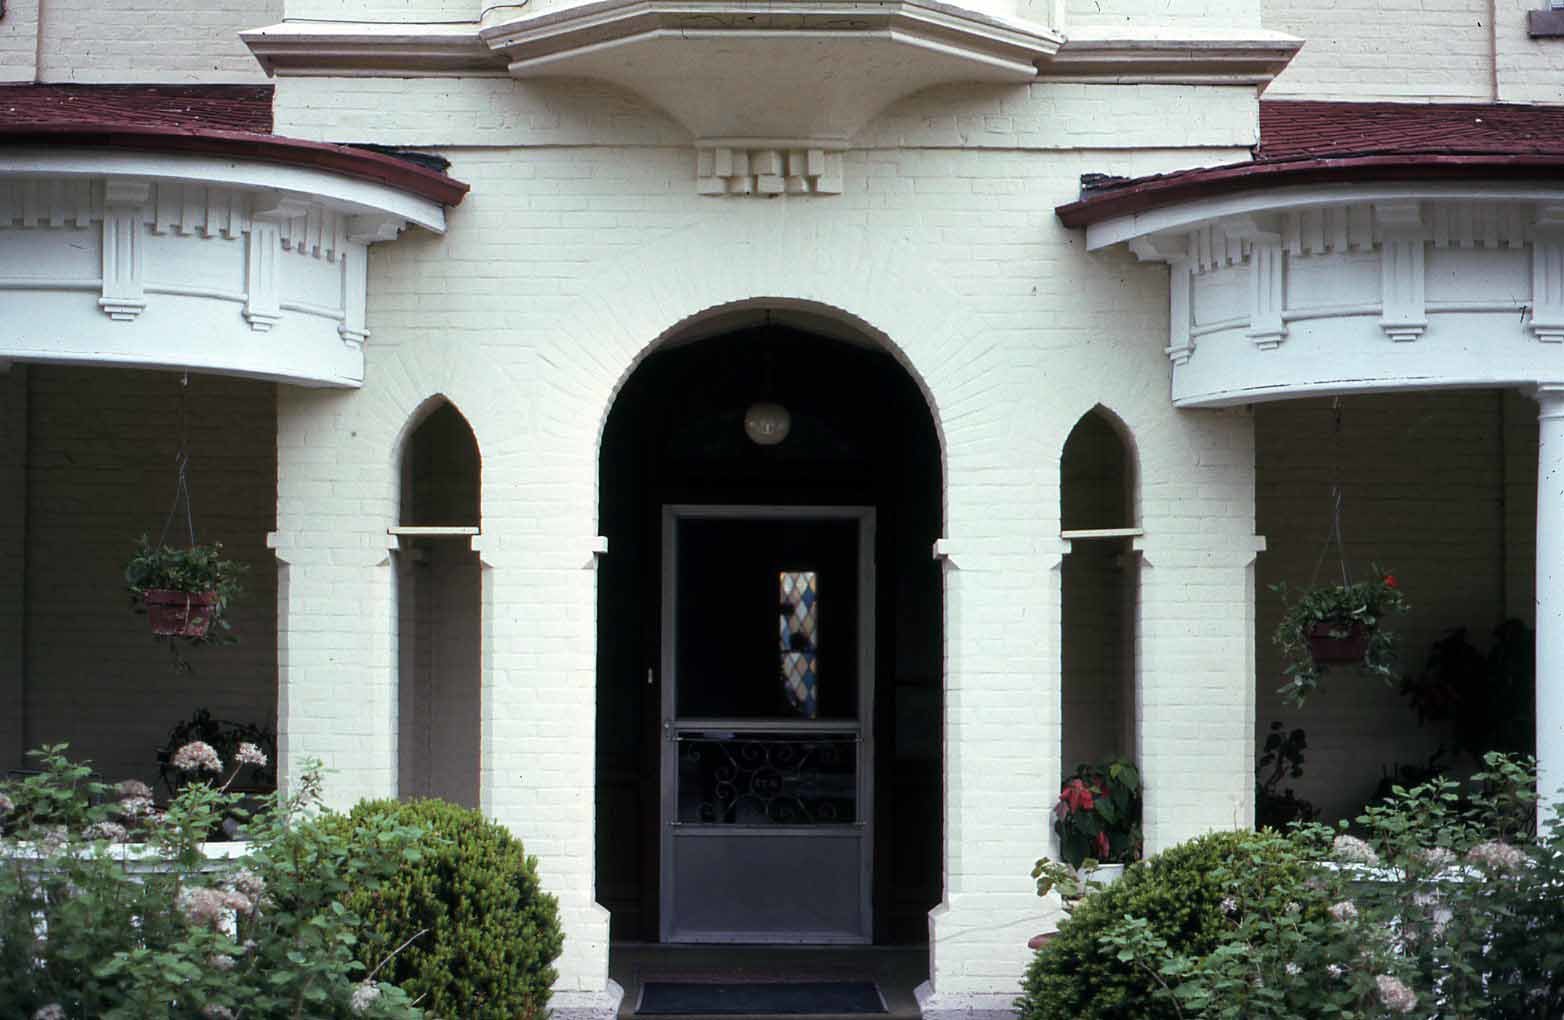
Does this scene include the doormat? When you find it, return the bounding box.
[636,981,887,1015]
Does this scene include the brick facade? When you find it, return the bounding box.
[5,0,1561,1013]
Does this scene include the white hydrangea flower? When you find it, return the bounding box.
[1467,840,1528,872]
[235,743,268,768]
[84,821,129,843]
[1377,974,1418,1014]
[1328,900,1359,923]
[115,779,153,800]
[171,741,224,774]
[1332,834,1381,867]
[177,886,232,928]
[351,981,383,1014]
[33,1005,66,1020]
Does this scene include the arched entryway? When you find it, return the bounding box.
[595,314,943,948]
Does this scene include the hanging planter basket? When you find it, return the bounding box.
[1306,620,1372,665]
[143,589,220,638]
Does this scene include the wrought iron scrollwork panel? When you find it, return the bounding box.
[677,733,857,825]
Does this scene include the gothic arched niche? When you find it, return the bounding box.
[1060,408,1137,775]
[397,399,481,808]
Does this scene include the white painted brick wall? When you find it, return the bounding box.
[1495,0,1564,104]
[284,0,472,19]
[273,77,1260,155]
[1255,392,1535,824]
[1067,0,1261,28]
[34,0,277,83]
[1263,0,1495,101]
[17,366,278,789]
[0,0,40,82]
[262,130,1259,1006]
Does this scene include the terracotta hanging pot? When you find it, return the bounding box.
[144,589,219,638]
[1306,620,1371,665]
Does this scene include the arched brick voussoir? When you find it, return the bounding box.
[522,212,1021,533]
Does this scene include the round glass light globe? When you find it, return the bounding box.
[743,402,791,446]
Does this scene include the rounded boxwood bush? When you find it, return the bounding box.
[337,799,564,1020]
[1017,830,1310,1020]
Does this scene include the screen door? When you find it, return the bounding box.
[659,506,874,943]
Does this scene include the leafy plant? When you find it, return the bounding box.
[1255,721,1317,830]
[1272,570,1408,705]
[1017,830,1313,1020]
[334,799,565,1020]
[124,535,246,643]
[1096,752,1564,1020]
[0,743,429,1019]
[1029,857,1122,910]
[1402,620,1535,760]
[1052,757,1142,868]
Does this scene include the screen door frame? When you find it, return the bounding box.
[658,504,876,944]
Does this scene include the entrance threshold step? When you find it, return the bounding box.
[636,980,887,1015]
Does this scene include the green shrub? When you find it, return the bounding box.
[0,744,427,1020]
[337,799,564,1020]
[1017,830,1312,1020]
[1101,754,1564,1020]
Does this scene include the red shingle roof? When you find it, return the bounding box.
[0,84,275,133]
[1057,100,1564,228]
[0,83,467,207]
[1258,100,1564,161]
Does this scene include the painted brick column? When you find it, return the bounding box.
[479,538,619,1020]
[1135,409,1262,852]
[271,387,398,806]
[920,534,1061,1019]
[1536,385,1564,825]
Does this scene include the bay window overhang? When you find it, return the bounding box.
[0,126,467,388]
[1057,157,1564,408]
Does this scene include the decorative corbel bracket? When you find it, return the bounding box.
[697,141,844,197]
[338,241,370,350]
[246,192,312,333]
[99,179,151,322]
[1127,235,1195,366]
[1222,215,1286,350]
[1532,204,1564,344]
[1376,201,1427,343]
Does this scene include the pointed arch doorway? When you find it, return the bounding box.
[596,316,943,947]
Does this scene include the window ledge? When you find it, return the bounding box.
[1528,9,1564,37]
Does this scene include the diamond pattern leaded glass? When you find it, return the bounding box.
[779,570,818,718]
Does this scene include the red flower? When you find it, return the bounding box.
[1057,778,1095,816]
[1094,831,1111,860]
[1383,574,1398,589]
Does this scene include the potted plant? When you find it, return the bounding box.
[155,708,277,797]
[1272,570,1408,706]
[1052,756,1142,871]
[125,536,245,640]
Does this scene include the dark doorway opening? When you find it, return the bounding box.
[595,323,942,944]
